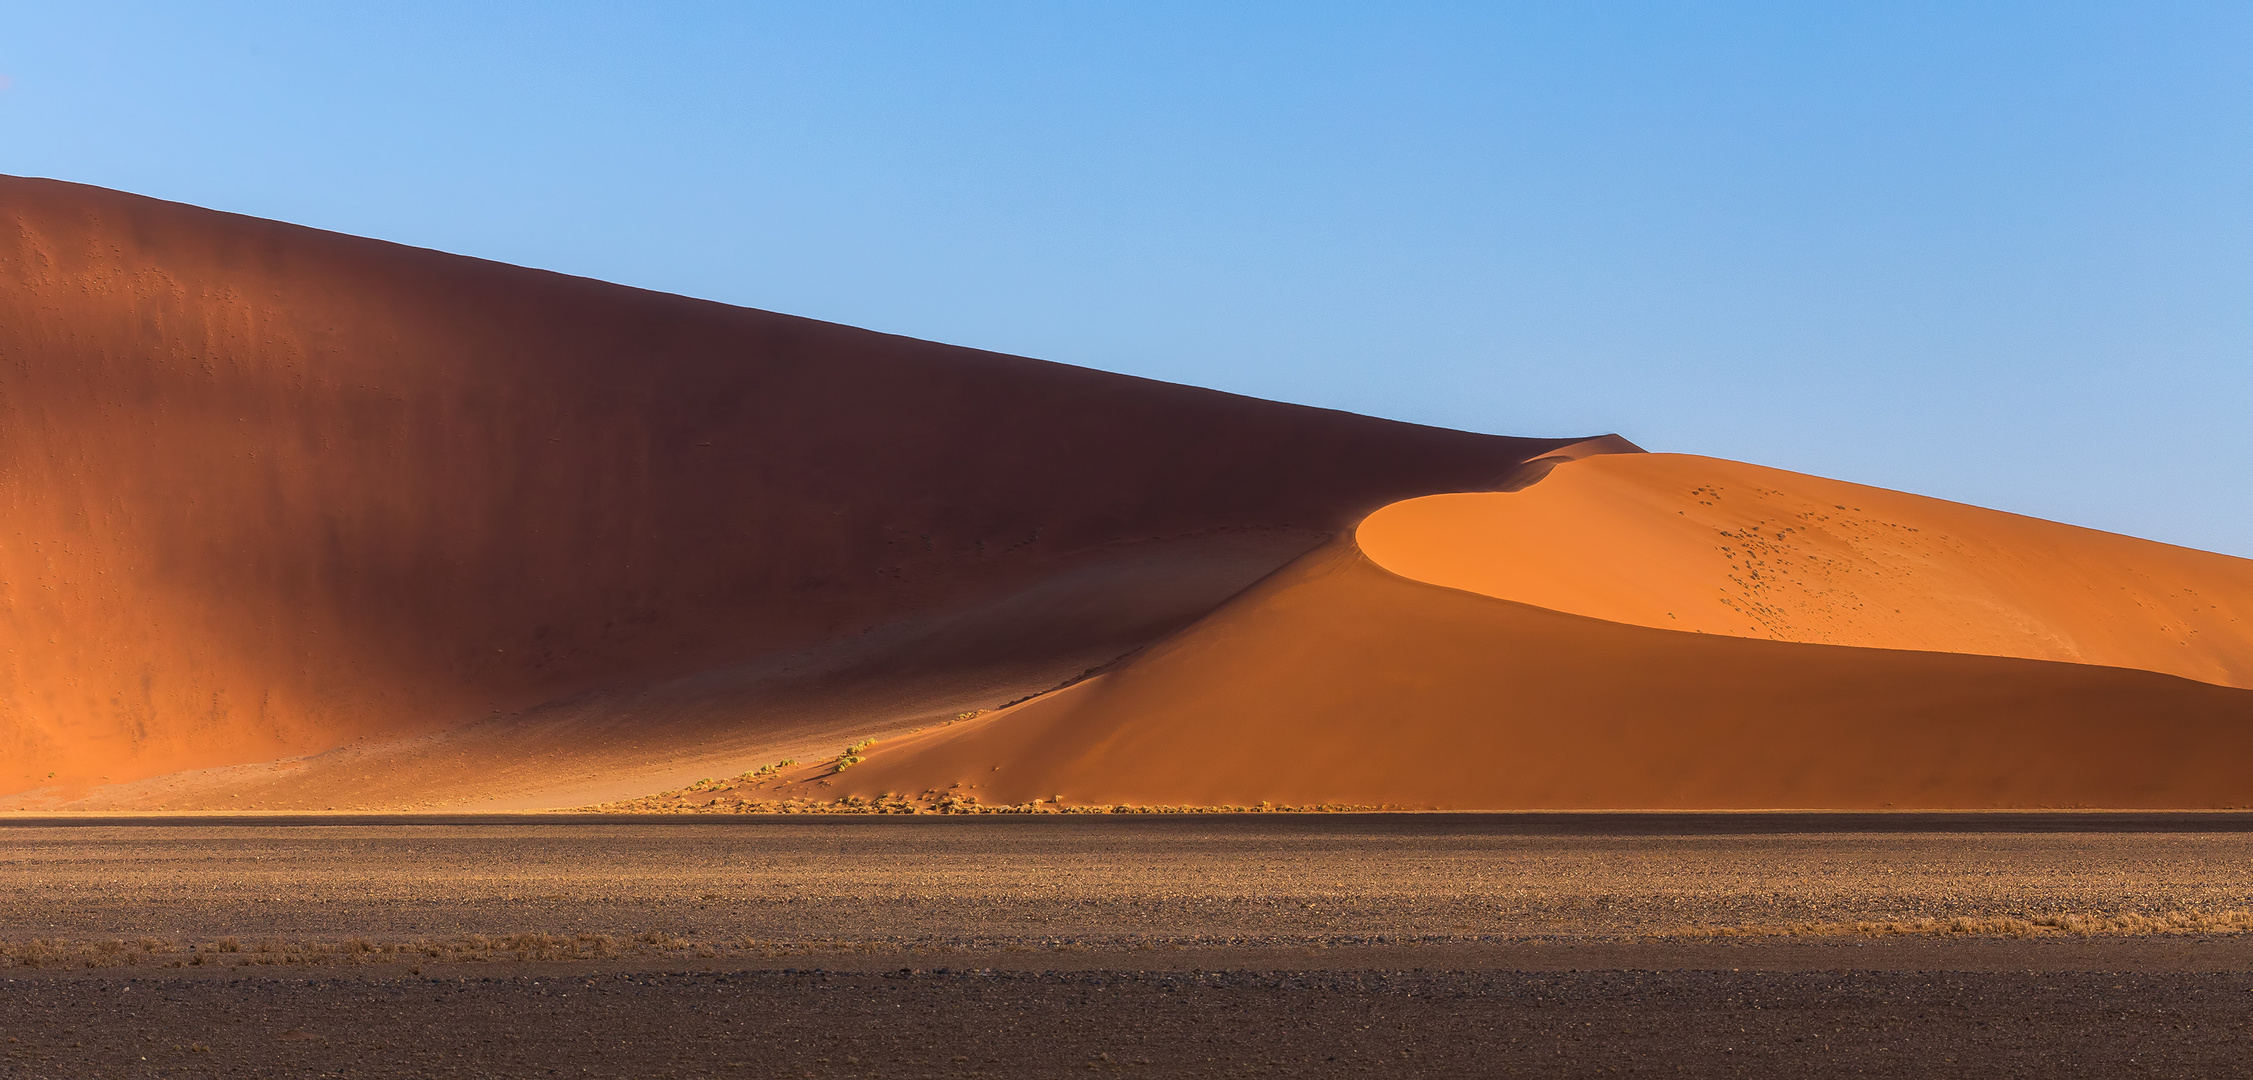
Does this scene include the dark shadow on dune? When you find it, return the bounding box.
[0,175,1588,797]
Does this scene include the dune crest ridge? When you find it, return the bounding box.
[1360,453,2253,689]
[824,457,2253,811]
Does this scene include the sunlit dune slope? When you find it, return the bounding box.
[0,175,1579,799]
[828,458,2253,810]
[1361,454,2253,688]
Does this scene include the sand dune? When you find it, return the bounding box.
[826,455,2253,810]
[1361,453,2253,688]
[0,176,1579,803]
[13,175,2250,812]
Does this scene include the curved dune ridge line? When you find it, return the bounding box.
[0,175,1589,805]
[1359,453,2253,689]
[827,458,2253,810]
[1489,433,1648,492]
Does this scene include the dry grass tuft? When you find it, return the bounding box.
[831,739,879,773]
[577,783,1398,815]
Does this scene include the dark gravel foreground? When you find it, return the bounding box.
[5,966,2253,1078]
[7,815,2253,1078]
[11,815,2253,945]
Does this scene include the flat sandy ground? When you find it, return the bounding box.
[5,814,2253,1077]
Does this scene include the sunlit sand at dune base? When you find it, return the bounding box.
[4,174,2252,815]
[820,452,2253,813]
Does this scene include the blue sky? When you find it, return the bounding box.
[5,2,2249,554]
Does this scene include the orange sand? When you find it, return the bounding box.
[827,456,2253,810]
[15,174,2252,813]
[0,175,1576,800]
[1360,454,2253,688]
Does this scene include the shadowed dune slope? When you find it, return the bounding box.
[830,459,2253,810]
[0,175,1582,798]
[829,543,2253,810]
[1361,454,2253,688]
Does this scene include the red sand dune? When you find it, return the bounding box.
[0,175,1578,803]
[831,456,2253,810]
[13,176,2253,812]
[1361,454,2253,688]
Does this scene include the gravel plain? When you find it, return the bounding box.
[4,813,2252,1078]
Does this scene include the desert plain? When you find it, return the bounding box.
[7,175,2253,1077]
[8,814,2253,1077]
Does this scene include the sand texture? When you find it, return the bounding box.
[0,175,1575,803]
[1362,452,2253,686]
[828,456,2253,810]
[12,816,2253,947]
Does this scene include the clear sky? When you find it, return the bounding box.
[5,2,2249,554]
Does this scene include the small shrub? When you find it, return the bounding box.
[834,740,878,772]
